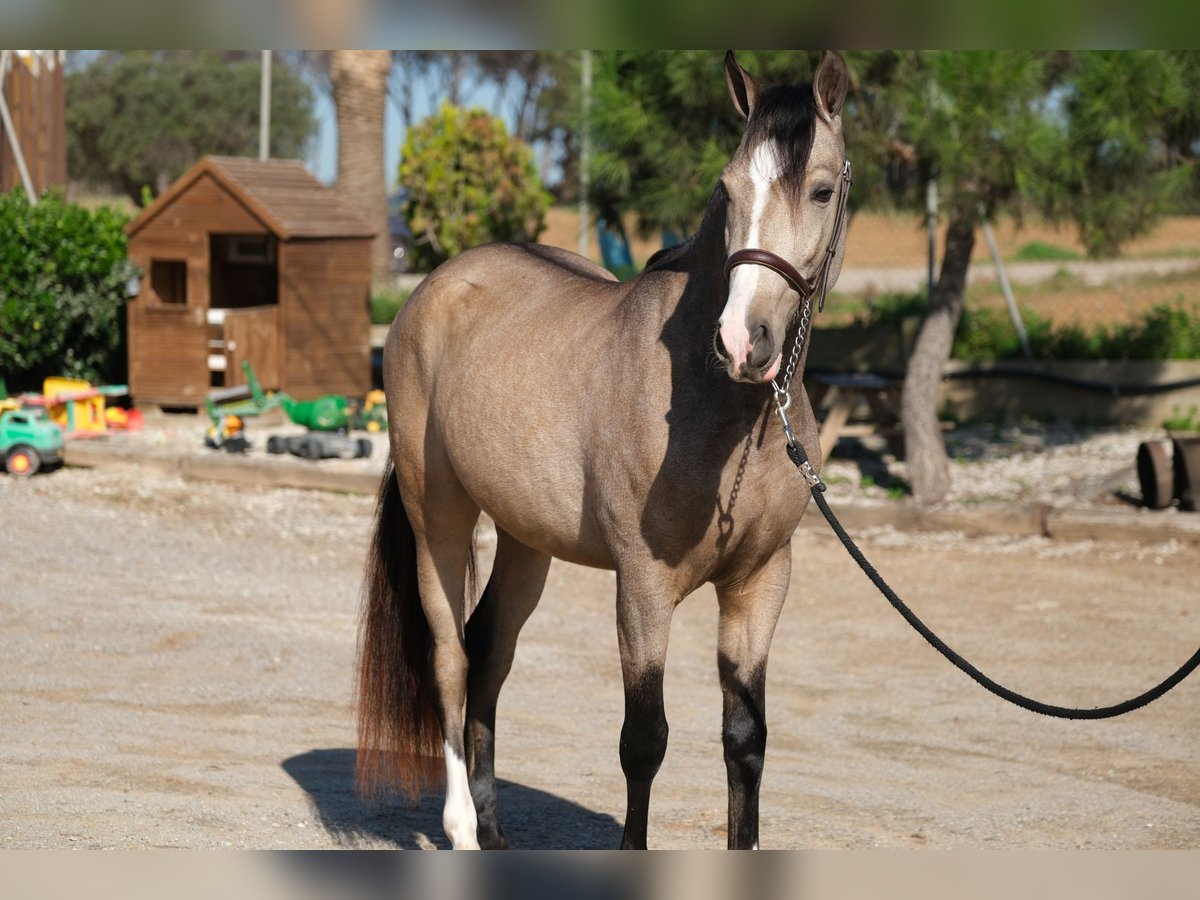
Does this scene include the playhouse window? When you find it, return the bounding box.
[151,259,187,305]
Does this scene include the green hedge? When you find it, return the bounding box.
[370,286,412,326]
[0,190,136,391]
[866,292,1200,361]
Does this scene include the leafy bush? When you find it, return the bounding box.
[1109,300,1200,360]
[951,307,1027,361]
[861,292,1200,361]
[0,190,136,390]
[370,286,411,325]
[863,291,927,326]
[399,103,552,271]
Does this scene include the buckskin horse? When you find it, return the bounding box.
[358,50,852,849]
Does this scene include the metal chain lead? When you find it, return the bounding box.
[770,297,824,489]
[772,295,812,405]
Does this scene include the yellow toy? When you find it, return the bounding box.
[35,377,132,438]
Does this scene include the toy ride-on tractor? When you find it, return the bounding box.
[205,362,385,460]
[266,432,372,461]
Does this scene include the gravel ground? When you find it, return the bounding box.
[821,418,1183,517]
[3,416,1200,850]
[107,409,1166,512]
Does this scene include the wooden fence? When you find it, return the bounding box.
[1,51,67,197]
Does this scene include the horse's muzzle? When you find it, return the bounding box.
[713,324,779,384]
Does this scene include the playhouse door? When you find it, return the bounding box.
[223,306,281,391]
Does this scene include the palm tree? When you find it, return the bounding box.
[330,50,392,281]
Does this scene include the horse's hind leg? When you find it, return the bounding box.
[715,543,791,849]
[404,469,483,850]
[464,529,551,849]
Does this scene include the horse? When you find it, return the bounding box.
[357,50,852,850]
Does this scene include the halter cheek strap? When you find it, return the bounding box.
[723,159,852,313]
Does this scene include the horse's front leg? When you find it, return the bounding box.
[715,542,791,849]
[614,572,677,850]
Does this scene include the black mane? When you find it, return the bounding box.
[642,80,817,276]
[742,82,817,202]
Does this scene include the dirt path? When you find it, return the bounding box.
[2,465,1199,849]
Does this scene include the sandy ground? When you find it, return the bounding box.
[2,455,1200,851]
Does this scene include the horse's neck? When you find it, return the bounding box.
[656,190,732,338]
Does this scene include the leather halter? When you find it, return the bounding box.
[723,159,852,313]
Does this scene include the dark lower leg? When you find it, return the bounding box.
[463,538,549,850]
[464,585,507,849]
[619,667,668,850]
[719,657,767,849]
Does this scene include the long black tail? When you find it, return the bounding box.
[356,462,442,801]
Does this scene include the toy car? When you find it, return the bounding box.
[1,407,65,476]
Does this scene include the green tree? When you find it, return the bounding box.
[871,52,1061,502]
[399,103,552,271]
[860,51,1198,502]
[584,51,813,238]
[67,51,316,203]
[1041,51,1191,257]
[0,190,135,390]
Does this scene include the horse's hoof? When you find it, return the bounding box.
[477,829,509,850]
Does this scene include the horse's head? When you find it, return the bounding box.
[714,51,850,385]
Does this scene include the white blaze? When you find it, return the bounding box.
[442,741,480,849]
[720,142,782,372]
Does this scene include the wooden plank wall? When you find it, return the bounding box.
[0,52,66,196]
[279,238,372,398]
[127,306,208,405]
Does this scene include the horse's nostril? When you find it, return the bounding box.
[747,323,774,369]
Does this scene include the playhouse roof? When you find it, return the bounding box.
[125,155,376,241]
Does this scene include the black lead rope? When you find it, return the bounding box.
[786,442,1200,720]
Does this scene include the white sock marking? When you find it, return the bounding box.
[442,741,480,850]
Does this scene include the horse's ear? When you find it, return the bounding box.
[813,51,849,124]
[724,50,759,121]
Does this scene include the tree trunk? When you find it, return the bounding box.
[330,50,392,281]
[901,213,976,504]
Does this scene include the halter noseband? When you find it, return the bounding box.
[723,159,852,313]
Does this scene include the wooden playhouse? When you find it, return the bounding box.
[124,155,376,407]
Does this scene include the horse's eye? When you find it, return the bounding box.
[813,187,834,204]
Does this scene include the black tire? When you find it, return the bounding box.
[300,438,322,461]
[357,438,372,459]
[1137,440,1173,509]
[267,435,285,455]
[5,445,40,477]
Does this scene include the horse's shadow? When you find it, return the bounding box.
[281,748,622,850]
